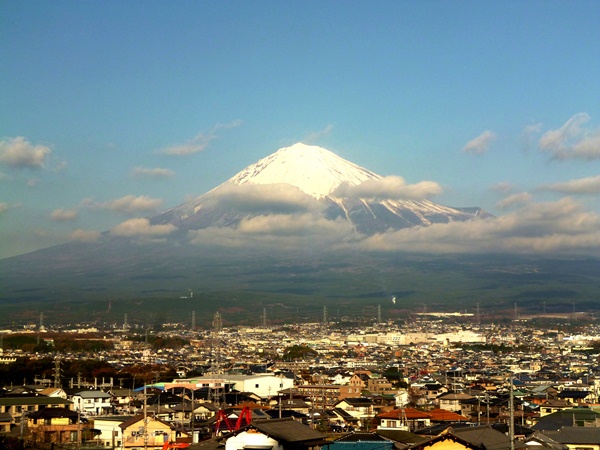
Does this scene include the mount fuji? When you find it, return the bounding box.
[152,142,488,235]
[10,142,597,325]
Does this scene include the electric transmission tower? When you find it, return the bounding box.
[210,312,223,374]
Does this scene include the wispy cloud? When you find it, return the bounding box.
[304,124,334,144]
[520,123,543,151]
[496,192,532,210]
[69,229,101,243]
[537,175,600,195]
[83,195,164,214]
[332,176,443,200]
[463,130,496,155]
[0,202,9,215]
[131,166,175,179]
[489,182,516,194]
[159,120,243,156]
[0,136,51,169]
[50,208,78,222]
[111,218,177,237]
[539,113,600,160]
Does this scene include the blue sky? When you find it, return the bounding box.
[1,1,600,258]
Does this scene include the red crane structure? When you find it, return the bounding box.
[214,406,253,434]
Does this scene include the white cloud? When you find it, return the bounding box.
[132,166,175,178]
[304,124,334,143]
[489,182,515,194]
[539,113,600,160]
[0,202,8,215]
[50,208,78,222]
[520,123,543,151]
[87,195,164,214]
[159,120,243,156]
[183,194,600,257]
[69,229,101,242]
[538,175,600,195]
[188,213,357,251]
[207,182,321,214]
[332,176,442,200]
[0,136,51,169]
[359,198,600,256]
[111,218,177,237]
[463,131,496,155]
[496,192,532,210]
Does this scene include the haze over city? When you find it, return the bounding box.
[1,1,600,259]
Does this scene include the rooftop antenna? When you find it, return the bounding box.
[124,314,129,332]
[323,306,327,325]
[377,305,382,324]
[191,310,196,331]
[262,308,267,328]
[476,302,480,324]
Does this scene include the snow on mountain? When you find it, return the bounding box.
[155,142,488,234]
[228,142,379,199]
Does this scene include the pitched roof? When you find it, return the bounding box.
[427,408,469,422]
[437,393,475,401]
[556,390,589,399]
[407,433,481,450]
[27,407,78,420]
[533,408,600,431]
[376,429,427,445]
[118,413,172,431]
[0,397,72,406]
[524,430,568,450]
[451,425,527,450]
[248,418,328,444]
[540,426,600,445]
[377,408,431,420]
[338,398,375,406]
[73,390,111,399]
[335,432,391,442]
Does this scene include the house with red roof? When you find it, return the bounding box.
[376,408,431,431]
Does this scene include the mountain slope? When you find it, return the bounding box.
[2,142,599,324]
[154,142,488,234]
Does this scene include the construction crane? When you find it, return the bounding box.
[214,406,252,435]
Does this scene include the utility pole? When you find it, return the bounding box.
[143,384,148,450]
[509,375,515,450]
[211,312,223,374]
[191,387,195,444]
[53,356,61,388]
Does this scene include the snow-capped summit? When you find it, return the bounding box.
[229,142,379,199]
[155,142,489,234]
